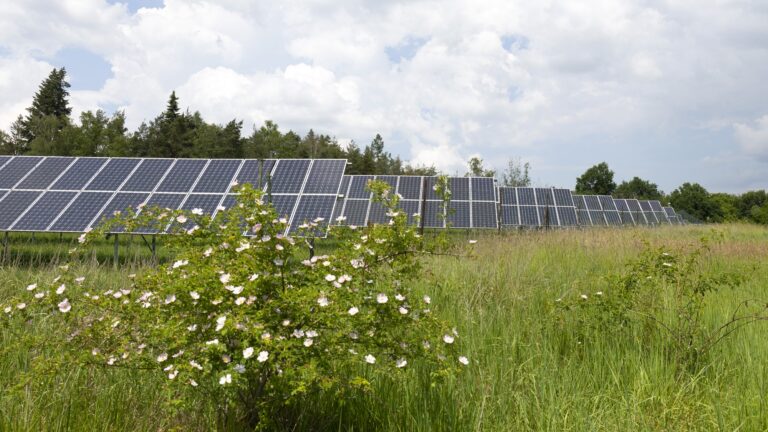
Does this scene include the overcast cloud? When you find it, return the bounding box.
[1,0,766,192]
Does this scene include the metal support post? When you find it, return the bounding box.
[419,176,426,236]
[308,237,315,259]
[113,233,119,267]
[152,235,156,260]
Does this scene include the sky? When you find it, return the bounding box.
[0,0,767,193]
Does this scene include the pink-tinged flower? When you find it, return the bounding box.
[317,296,329,307]
[364,354,376,364]
[443,334,455,344]
[26,283,37,291]
[348,306,359,316]
[219,273,231,284]
[459,356,470,365]
[325,274,336,282]
[176,215,187,224]
[215,316,226,331]
[396,358,407,368]
[56,284,66,295]
[303,338,314,347]
[399,307,409,315]
[191,208,203,215]
[157,353,168,362]
[376,294,388,304]
[395,294,405,301]
[58,298,71,313]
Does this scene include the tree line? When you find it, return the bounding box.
[1,68,766,225]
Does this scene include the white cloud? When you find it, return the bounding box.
[734,115,768,161]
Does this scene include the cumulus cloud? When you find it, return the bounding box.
[734,115,768,161]
[0,0,767,189]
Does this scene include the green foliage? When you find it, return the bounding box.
[574,161,616,195]
[669,182,722,222]
[557,236,765,373]
[465,157,495,178]
[614,176,664,202]
[18,68,72,144]
[1,183,467,429]
[500,157,531,187]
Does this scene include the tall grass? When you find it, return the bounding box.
[1,224,767,431]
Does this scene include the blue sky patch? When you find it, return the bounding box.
[107,0,164,14]
[385,36,429,63]
[45,47,112,91]
[501,34,529,52]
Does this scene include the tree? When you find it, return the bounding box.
[709,193,740,222]
[465,157,495,177]
[669,183,720,222]
[575,162,616,195]
[19,68,72,143]
[500,157,531,187]
[0,117,30,155]
[614,177,664,201]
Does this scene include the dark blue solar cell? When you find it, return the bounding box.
[90,192,149,231]
[519,206,539,226]
[501,205,519,226]
[341,199,370,226]
[472,202,498,228]
[367,201,389,225]
[120,159,174,192]
[268,195,297,220]
[51,158,108,190]
[538,206,557,226]
[0,191,42,229]
[553,189,575,206]
[598,195,617,211]
[639,200,653,212]
[584,196,601,211]
[181,194,223,215]
[517,188,536,205]
[614,199,629,212]
[423,177,440,200]
[50,192,112,232]
[397,200,421,226]
[654,211,670,224]
[234,159,275,190]
[604,211,622,226]
[12,191,76,231]
[133,193,185,234]
[423,201,444,228]
[620,211,636,225]
[156,159,208,192]
[649,200,664,212]
[338,176,351,196]
[221,195,238,211]
[499,187,517,205]
[270,160,310,193]
[374,175,399,197]
[0,156,11,169]
[397,176,422,200]
[664,207,677,217]
[289,195,336,235]
[576,209,591,226]
[471,178,496,201]
[448,177,470,201]
[557,207,578,226]
[627,199,642,212]
[331,196,344,224]
[589,211,607,226]
[573,195,587,210]
[86,158,141,191]
[348,176,374,199]
[16,157,76,189]
[535,188,555,206]
[193,159,242,193]
[447,201,471,228]
[302,160,347,194]
[0,157,44,188]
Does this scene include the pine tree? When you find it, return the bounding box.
[20,68,72,143]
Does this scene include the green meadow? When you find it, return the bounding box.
[2,224,767,431]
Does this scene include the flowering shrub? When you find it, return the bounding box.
[1,182,468,429]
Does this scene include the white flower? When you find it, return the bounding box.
[157,353,168,362]
[172,259,188,269]
[580,294,588,300]
[364,354,376,364]
[176,215,187,224]
[190,360,203,370]
[74,276,85,284]
[399,307,409,315]
[3,306,11,314]
[396,358,407,368]
[443,334,455,344]
[350,259,364,269]
[395,294,405,301]
[257,351,269,363]
[348,306,359,316]
[165,294,176,304]
[596,291,603,296]
[187,324,198,331]
[235,242,251,252]
[168,370,179,380]
[222,354,231,363]
[243,347,254,359]
[58,299,71,313]
[26,283,37,291]
[215,316,227,331]
[56,284,66,295]
[189,379,198,387]
[234,364,246,374]
[219,374,232,385]
[317,296,329,307]
[325,274,336,282]
[203,247,213,257]
[423,295,431,304]
[303,338,314,347]
[191,208,203,215]
[376,293,388,304]
[468,240,477,244]
[249,274,259,281]
[335,215,347,222]
[17,303,26,310]
[34,292,44,299]
[458,356,470,365]
[190,291,200,300]
[663,262,673,267]
[228,285,244,295]
[235,297,246,305]
[205,339,219,345]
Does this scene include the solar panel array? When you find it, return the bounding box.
[499,187,578,227]
[332,175,499,229]
[0,156,346,236]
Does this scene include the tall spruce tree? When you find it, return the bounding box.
[20,68,72,144]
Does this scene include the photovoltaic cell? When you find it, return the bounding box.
[584,196,602,211]
[290,195,336,233]
[517,188,536,205]
[537,206,557,226]
[338,176,351,196]
[90,192,149,231]
[120,159,174,192]
[235,160,276,189]
[86,158,141,191]
[598,195,618,211]
[193,159,241,193]
[557,207,578,226]
[51,158,107,190]
[471,178,496,201]
[535,188,554,206]
[576,209,591,225]
[553,189,574,206]
[144,193,185,211]
[0,157,44,188]
[589,210,607,226]
[423,201,444,228]
[368,201,390,225]
[520,206,539,226]
[182,194,223,215]
[50,192,112,232]
[302,160,346,194]
[348,175,374,199]
[649,200,664,212]
[156,159,208,192]
[12,191,76,231]
[342,199,370,226]
[269,195,297,219]
[472,202,498,228]
[499,187,517,205]
[375,175,399,196]
[449,177,470,201]
[501,206,519,225]
[447,201,471,228]
[271,160,310,193]
[0,191,42,229]
[423,177,439,200]
[397,176,422,200]
[397,200,421,225]
[16,157,75,189]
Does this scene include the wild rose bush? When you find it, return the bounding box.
[1,182,468,428]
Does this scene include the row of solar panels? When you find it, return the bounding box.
[0,156,345,234]
[0,156,683,235]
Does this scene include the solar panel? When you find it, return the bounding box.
[471,178,496,201]
[597,196,622,226]
[91,192,149,231]
[517,188,536,205]
[553,189,575,206]
[397,176,422,200]
[120,159,174,192]
[290,195,337,233]
[650,200,670,224]
[343,199,371,226]
[500,187,517,205]
[156,159,208,193]
[192,159,242,193]
[501,206,519,226]
[638,200,659,224]
[300,160,347,194]
[51,158,108,190]
[447,201,471,228]
[0,190,42,229]
[535,188,555,206]
[271,159,310,193]
[50,192,112,232]
[0,157,45,188]
[86,158,141,191]
[11,191,76,231]
[397,200,422,226]
[235,159,276,189]
[520,206,539,226]
[16,157,75,189]
[557,207,579,226]
[450,177,470,201]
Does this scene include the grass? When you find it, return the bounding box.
[2,224,768,431]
